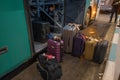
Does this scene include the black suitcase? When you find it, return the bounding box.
[37,54,62,80]
[93,40,108,64]
[32,21,50,43]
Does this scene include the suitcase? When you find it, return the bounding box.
[72,33,85,57]
[62,23,80,53]
[47,39,64,62]
[84,38,97,60]
[37,54,62,80]
[32,21,50,43]
[93,40,108,64]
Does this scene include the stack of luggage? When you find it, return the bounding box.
[67,31,108,64]
[37,53,62,80]
[62,23,109,64]
[35,24,109,80]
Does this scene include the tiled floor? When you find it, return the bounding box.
[115,28,120,80]
[103,27,120,80]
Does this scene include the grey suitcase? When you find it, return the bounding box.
[62,23,80,53]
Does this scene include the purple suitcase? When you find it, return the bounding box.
[72,33,85,57]
[47,39,64,62]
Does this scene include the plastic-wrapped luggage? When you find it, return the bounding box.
[72,33,85,57]
[84,38,98,60]
[37,54,62,80]
[62,23,80,53]
[93,40,108,64]
[47,39,64,62]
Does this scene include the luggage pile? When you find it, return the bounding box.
[62,23,109,64]
[37,53,62,80]
[36,23,109,80]
[37,36,63,80]
[42,23,109,64]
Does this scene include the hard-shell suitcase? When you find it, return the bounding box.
[32,21,50,43]
[84,38,97,60]
[93,40,108,64]
[62,23,80,53]
[72,33,85,57]
[47,39,64,62]
[37,54,62,80]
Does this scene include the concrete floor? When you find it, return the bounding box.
[12,13,116,80]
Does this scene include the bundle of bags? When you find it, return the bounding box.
[37,53,62,80]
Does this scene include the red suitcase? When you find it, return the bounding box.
[47,39,64,62]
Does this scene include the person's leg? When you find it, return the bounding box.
[109,11,114,23]
[114,10,118,23]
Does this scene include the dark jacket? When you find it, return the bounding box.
[112,0,119,11]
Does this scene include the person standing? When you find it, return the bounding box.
[109,0,120,23]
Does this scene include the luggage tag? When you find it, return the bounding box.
[43,53,55,60]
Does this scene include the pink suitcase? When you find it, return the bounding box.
[47,39,64,62]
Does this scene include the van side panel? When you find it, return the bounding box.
[0,0,31,77]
